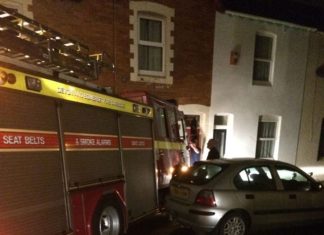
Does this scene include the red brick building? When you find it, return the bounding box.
[31,0,215,106]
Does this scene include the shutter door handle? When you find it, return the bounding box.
[245,194,254,199]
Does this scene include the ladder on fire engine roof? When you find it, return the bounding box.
[0,4,113,84]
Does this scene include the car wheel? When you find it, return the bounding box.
[92,200,122,235]
[216,212,247,235]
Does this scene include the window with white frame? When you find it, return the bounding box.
[252,32,276,85]
[130,1,174,85]
[138,15,164,76]
[0,0,33,18]
[318,119,324,160]
[256,115,280,158]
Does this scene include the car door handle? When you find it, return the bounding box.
[245,194,254,199]
[289,194,296,199]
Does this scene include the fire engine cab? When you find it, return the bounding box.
[0,5,188,235]
[120,92,189,192]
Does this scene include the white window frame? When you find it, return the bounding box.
[129,1,174,85]
[0,0,33,18]
[256,115,281,159]
[252,31,276,86]
[138,14,165,77]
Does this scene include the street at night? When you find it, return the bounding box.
[1,0,324,234]
[126,212,324,235]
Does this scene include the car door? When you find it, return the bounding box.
[274,164,316,224]
[233,165,284,227]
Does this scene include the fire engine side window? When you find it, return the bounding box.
[166,108,178,140]
[178,119,185,141]
[154,105,168,138]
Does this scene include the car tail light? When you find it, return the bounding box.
[195,190,216,207]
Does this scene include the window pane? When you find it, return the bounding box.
[259,122,276,138]
[276,165,311,191]
[178,119,185,140]
[253,61,270,81]
[166,109,178,140]
[234,166,275,190]
[140,18,162,42]
[255,35,273,59]
[318,119,324,159]
[173,163,224,185]
[139,45,162,71]
[256,120,277,158]
[154,106,167,138]
[256,140,274,158]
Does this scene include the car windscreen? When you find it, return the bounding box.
[173,162,226,185]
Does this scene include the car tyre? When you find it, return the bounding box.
[216,212,248,235]
[92,199,122,235]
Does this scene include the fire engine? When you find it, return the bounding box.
[0,5,188,235]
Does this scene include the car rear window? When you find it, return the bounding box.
[173,162,225,185]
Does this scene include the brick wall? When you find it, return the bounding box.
[32,0,215,106]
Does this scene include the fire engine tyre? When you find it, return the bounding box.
[215,212,248,235]
[92,200,122,235]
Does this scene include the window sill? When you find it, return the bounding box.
[130,73,173,85]
[252,81,272,86]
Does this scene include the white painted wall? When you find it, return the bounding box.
[208,12,310,163]
[296,33,324,181]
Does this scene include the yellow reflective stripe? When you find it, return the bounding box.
[0,67,153,118]
[154,140,186,150]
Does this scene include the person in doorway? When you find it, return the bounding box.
[189,138,201,165]
[206,138,220,160]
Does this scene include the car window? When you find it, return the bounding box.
[234,166,276,191]
[174,163,224,185]
[275,165,312,191]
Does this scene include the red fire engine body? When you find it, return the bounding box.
[0,5,188,235]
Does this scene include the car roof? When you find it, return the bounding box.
[202,158,289,166]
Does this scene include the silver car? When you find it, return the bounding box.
[166,158,324,235]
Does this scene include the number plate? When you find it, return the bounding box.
[170,185,190,199]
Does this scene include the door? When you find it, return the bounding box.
[119,114,157,221]
[274,164,315,223]
[213,129,226,157]
[234,165,284,227]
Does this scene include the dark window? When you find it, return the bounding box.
[253,33,275,85]
[318,119,324,160]
[275,165,312,191]
[166,108,178,140]
[173,163,224,185]
[138,17,164,73]
[234,166,275,191]
[256,116,278,158]
[153,105,167,139]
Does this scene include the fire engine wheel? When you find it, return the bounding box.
[92,201,122,235]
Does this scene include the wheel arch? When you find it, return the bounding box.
[91,190,127,235]
[217,209,252,230]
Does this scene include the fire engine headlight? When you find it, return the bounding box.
[181,165,189,172]
[0,70,8,85]
[169,166,175,175]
